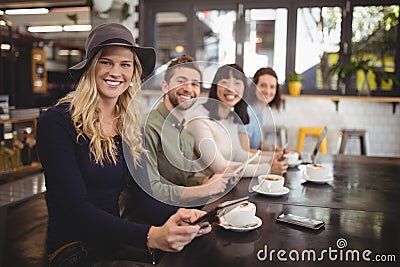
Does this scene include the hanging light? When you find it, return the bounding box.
[63,25,92,32]
[5,8,49,15]
[28,26,63,33]
[92,0,113,13]
[175,45,185,53]
[1,44,11,51]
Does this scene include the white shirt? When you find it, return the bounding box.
[185,105,271,177]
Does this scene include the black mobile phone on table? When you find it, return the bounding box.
[276,213,325,230]
[191,196,249,225]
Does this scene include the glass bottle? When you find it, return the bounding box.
[11,131,22,168]
[0,141,6,170]
[21,129,32,165]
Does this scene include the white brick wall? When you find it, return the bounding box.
[271,98,400,157]
[140,92,400,157]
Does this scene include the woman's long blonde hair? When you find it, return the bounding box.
[58,48,145,167]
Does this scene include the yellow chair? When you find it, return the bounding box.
[297,127,327,153]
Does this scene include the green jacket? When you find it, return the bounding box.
[143,102,205,204]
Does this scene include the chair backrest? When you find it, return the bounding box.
[311,126,328,163]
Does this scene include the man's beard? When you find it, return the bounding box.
[168,90,197,110]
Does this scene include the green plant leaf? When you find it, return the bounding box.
[287,72,304,82]
[121,2,131,21]
[66,13,78,24]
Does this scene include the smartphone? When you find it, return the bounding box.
[191,196,249,225]
[276,213,325,230]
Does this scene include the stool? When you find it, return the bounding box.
[263,126,287,148]
[297,127,327,153]
[338,129,368,155]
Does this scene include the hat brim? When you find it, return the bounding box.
[69,43,156,82]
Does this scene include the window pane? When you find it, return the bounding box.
[351,5,399,93]
[196,10,236,64]
[156,12,188,65]
[295,7,342,90]
[243,8,287,82]
[195,10,236,88]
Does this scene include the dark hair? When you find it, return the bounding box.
[248,67,282,110]
[203,64,249,124]
[164,54,201,83]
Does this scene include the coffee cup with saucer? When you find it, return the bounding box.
[284,151,301,167]
[303,164,333,183]
[218,201,262,232]
[254,174,290,196]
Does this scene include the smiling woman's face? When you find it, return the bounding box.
[216,74,245,108]
[255,73,277,104]
[95,45,134,102]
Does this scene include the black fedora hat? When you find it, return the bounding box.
[69,23,156,81]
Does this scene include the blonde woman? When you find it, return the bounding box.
[37,23,210,266]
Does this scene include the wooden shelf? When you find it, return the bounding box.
[0,116,40,184]
[0,116,38,136]
[281,95,400,113]
[0,117,38,124]
[282,94,400,102]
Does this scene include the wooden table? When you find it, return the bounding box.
[157,155,400,266]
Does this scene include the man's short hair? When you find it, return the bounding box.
[164,54,201,83]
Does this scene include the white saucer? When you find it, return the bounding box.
[302,170,334,184]
[288,159,302,168]
[252,185,290,196]
[218,215,262,232]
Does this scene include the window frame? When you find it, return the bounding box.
[140,0,400,96]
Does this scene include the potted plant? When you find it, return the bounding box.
[286,72,304,96]
[87,0,131,21]
[329,57,374,96]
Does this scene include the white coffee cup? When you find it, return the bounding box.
[284,151,299,165]
[221,201,256,227]
[306,164,329,180]
[257,174,285,192]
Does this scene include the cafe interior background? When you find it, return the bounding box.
[0,1,399,267]
[0,0,399,167]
